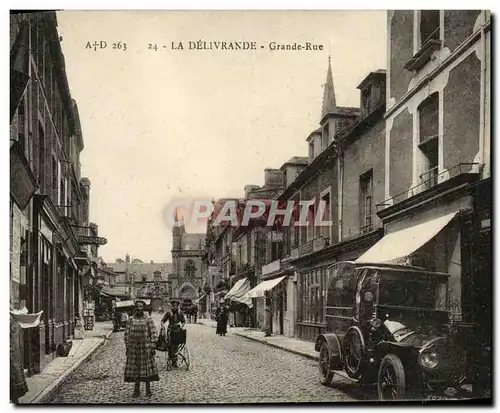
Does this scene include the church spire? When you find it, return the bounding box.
[321,56,337,120]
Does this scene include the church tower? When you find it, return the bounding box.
[172,209,185,250]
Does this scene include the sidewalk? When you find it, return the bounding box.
[18,321,114,404]
[197,318,353,381]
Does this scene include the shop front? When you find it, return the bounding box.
[246,275,287,335]
[224,278,252,327]
[258,259,296,337]
[373,176,478,326]
[290,230,381,342]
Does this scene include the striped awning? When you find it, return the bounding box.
[225,278,253,307]
[246,275,286,298]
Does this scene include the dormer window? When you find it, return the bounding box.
[361,87,372,118]
[308,141,314,163]
[322,124,329,150]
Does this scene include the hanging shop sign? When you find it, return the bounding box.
[78,235,108,246]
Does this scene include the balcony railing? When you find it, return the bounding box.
[290,236,329,260]
[360,222,373,234]
[376,163,481,212]
[419,166,439,191]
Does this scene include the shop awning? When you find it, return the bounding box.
[355,211,459,264]
[226,278,253,307]
[193,294,206,303]
[224,279,246,300]
[246,275,286,298]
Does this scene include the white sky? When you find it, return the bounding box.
[55,10,387,263]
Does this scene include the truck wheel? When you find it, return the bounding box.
[319,342,334,385]
[377,354,406,400]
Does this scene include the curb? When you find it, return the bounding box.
[232,331,318,361]
[31,329,114,404]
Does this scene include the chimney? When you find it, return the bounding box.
[80,177,91,198]
[244,185,260,199]
[264,168,283,187]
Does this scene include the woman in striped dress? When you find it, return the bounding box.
[124,300,159,398]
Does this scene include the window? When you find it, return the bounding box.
[322,124,329,150]
[184,260,196,278]
[59,177,65,208]
[306,202,316,242]
[271,238,283,261]
[308,141,314,163]
[298,269,325,324]
[320,190,331,239]
[420,10,440,46]
[360,170,374,232]
[38,123,45,190]
[418,93,439,188]
[362,87,372,117]
[291,195,300,249]
[52,156,58,200]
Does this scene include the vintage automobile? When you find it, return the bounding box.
[113,300,135,332]
[315,261,471,401]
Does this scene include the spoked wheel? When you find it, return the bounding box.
[180,346,190,370]
[377,354,406,401]
[319,342,334,385]
[344,326,365,379]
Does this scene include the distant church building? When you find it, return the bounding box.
[171,213,206,301]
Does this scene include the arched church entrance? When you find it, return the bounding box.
[179,285,196,300]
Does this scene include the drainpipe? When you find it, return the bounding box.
[338,151,344,241]
[479,10,488,175]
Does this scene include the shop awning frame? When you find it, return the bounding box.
[355,211,459,264]
[246,275,287,299]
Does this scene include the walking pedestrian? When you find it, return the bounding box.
[10,306,43,404]
[124,300,159,398]
[10,314,28,404]
[215,301,229,336]
[161,299,186,368]
[193,305,198,324]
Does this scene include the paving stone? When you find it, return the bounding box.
[50,314,365,403]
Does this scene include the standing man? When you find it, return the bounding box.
[161,299,186,368]
[264,292,273,337]
[192,305,198,324]
[124,300,159,398]
[215,300,229,336]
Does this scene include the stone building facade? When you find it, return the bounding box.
[10,11,100,374]
[375,10,491,337]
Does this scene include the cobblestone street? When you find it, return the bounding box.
[50,314,362,404]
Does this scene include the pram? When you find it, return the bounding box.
[156,324,190,371]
